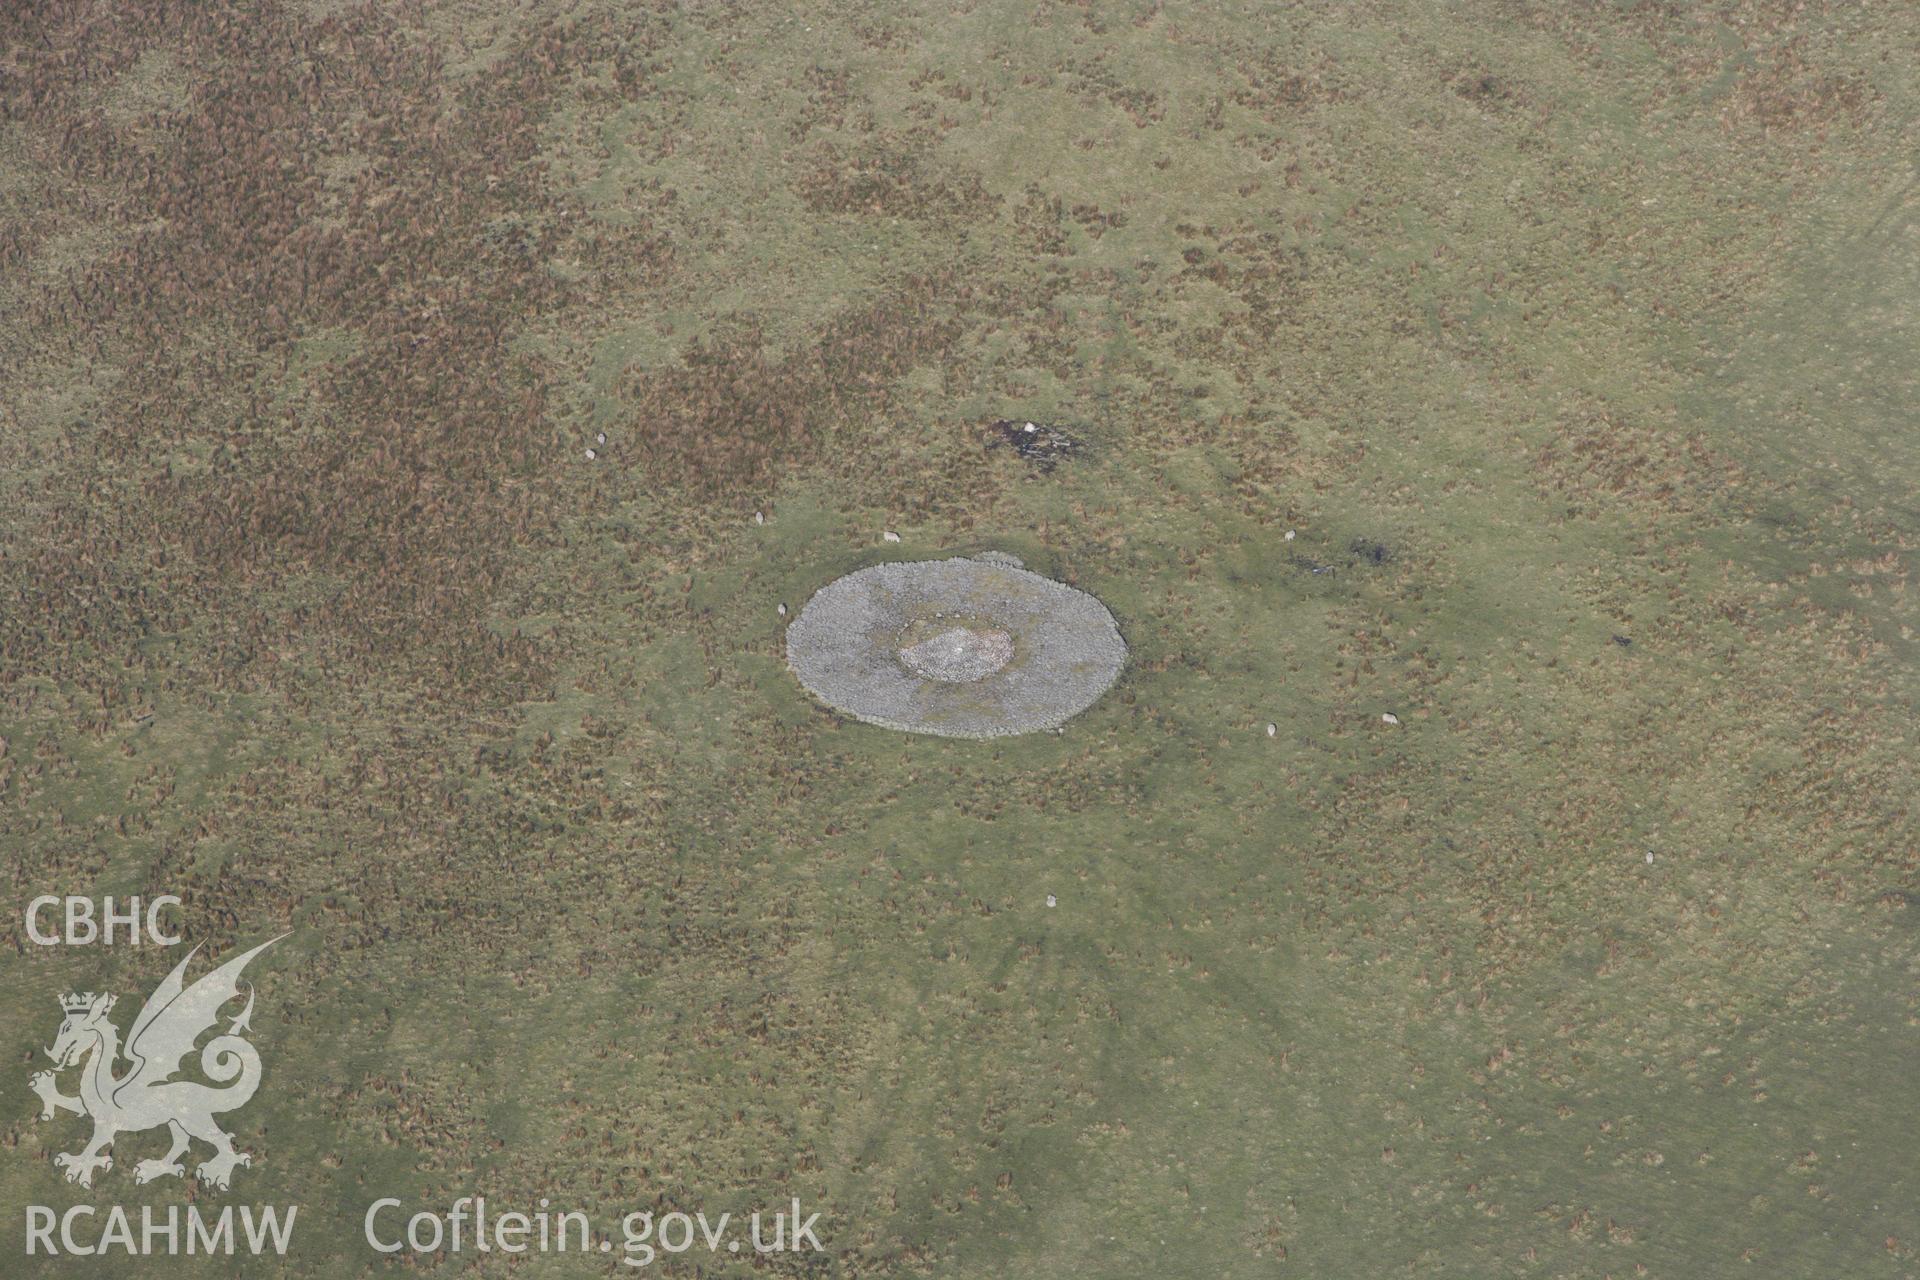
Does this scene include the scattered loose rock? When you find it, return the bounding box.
[988,419,1081,471]
[1350,538,1391,566]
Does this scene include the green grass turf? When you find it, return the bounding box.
[1,1,1916,1275]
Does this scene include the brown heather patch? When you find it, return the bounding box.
[787,65,863,142]
[1010,186,1074,257]
[1225,48,1349,119]
[1506,0,1879,137]
[1716,35,1875,135]
[1168,227,1311,360]
[0,2,672,695]
[1061,56,1167,129]
[1531,405,1748,521]
[614,272,971,501]
[1447,62,1538,118]
[793,138,1000,221]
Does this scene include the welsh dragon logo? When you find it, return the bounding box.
[29,936,284,1191]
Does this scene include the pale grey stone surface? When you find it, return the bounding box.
[898,626,1015,683]
[786,557,1126,738]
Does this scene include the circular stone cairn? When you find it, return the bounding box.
[786,557,1126,738]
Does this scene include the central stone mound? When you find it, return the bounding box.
[896,621,1016,683]
[786,556,1126,738]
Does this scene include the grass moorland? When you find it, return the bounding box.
[2,1,1916,1276]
